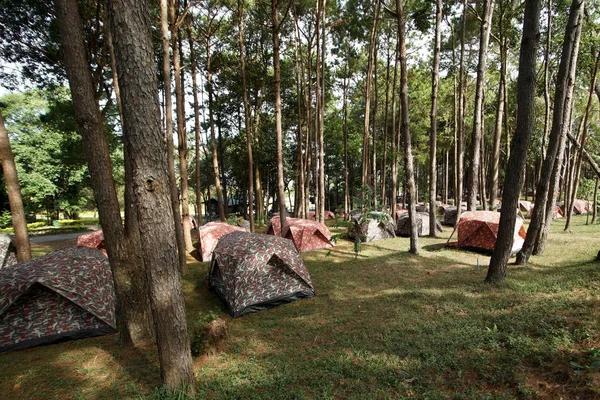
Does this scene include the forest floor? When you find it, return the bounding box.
[1,215,599,399]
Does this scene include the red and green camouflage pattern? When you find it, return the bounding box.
[266,216,334,253]
[396,211,443,237]
[208,231,315,318]
[0,234,17,270]
[0,246,116,353]
[198,221,245,261]
[347,212,396,243]
[448,211,526,254]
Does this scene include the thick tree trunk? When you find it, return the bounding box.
[319,0,326,224]
[381,39,391,207]
[55,0,154,346]
[238,0,255,232]
[160,0,187,273]
[467,0,495,211]
[396,0,418,254]
[485,0,542,283]
[272,0,287,232]
[0,110,30,262]
[362,0,380,209]
[456,0,467,210]
[516,0,585,265]
[429,0,442,237]
[107,0,194,390]
[170,0,193,252]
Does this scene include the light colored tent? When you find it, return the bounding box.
[0,247,116,353]
[348,212,396,242]
[0,234,17,270]
[527,204,563,219]
[396,212,443,237]
[198,222,245,261]
[518,200,532,213]
[208,232,315,317]
[571,199,590,215]
[267,217,334,253]
[448,211,526,254]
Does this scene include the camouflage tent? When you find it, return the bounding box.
[77,230,104,249]
[448,211,526,254]
[396,212,443,237]
[0,234,17,270]
[347,212,396,243]
[443,206,467,226]
[267,217,334,253]
[198,222,245,261]
[0,247,116,353]
[208,231,315,317]
[308,210,335,220]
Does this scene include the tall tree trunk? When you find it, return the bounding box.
[381,38,391,208]
[489,0,508,209]
[390,39,399,218]
[238,0,255,232]
[55,0,154,346]
[564,51,600,230]
[170,0,193,252]
[456,0,467,210]
[396,0,418,254]
[343,67,350,217]
[362,0,380,209]
[206,39,226,222]
[592,177,598,223]
[160,0,187,273]
[467,0,495,211]
[372,43,379,208]
[429,0,442,237]
[272,0,287,232]
[318,0,326,224]
[485,0,542,283]
[0,110,30,262]
[541,0,552,164]
[516,0,585,264]
[186,16,203,225]
[292,9,305,220]
[107,0,195,390]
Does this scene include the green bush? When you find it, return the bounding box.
[0,211,12,229]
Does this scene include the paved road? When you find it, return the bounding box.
[29,231,92,244]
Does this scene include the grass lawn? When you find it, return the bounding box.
[1,215,599,399]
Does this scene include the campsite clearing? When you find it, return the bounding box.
[0,215,599,399]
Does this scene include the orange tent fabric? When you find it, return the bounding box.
[450,211,526,253]
[198,222,245,261]
[267,216,334,253]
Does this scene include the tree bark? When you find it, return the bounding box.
[456,0,467,210]
[206,37,226,222]
[0,110,30,262]
[272,0,287,233]
[362,0,380,209]
[390,39,399,219]
[170,0,193,252]
[238,0,255,232]
[160,0,187,273]
[564,51,600,230]
[107,0,194,390]
[485,0,542,283]
[396,0,418,254]
[467,0,495,211]
[318,0,326,224]
[55,0,154,346]
[429,0,442,237]
[186,16,203,226]
[516,0,585,265]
